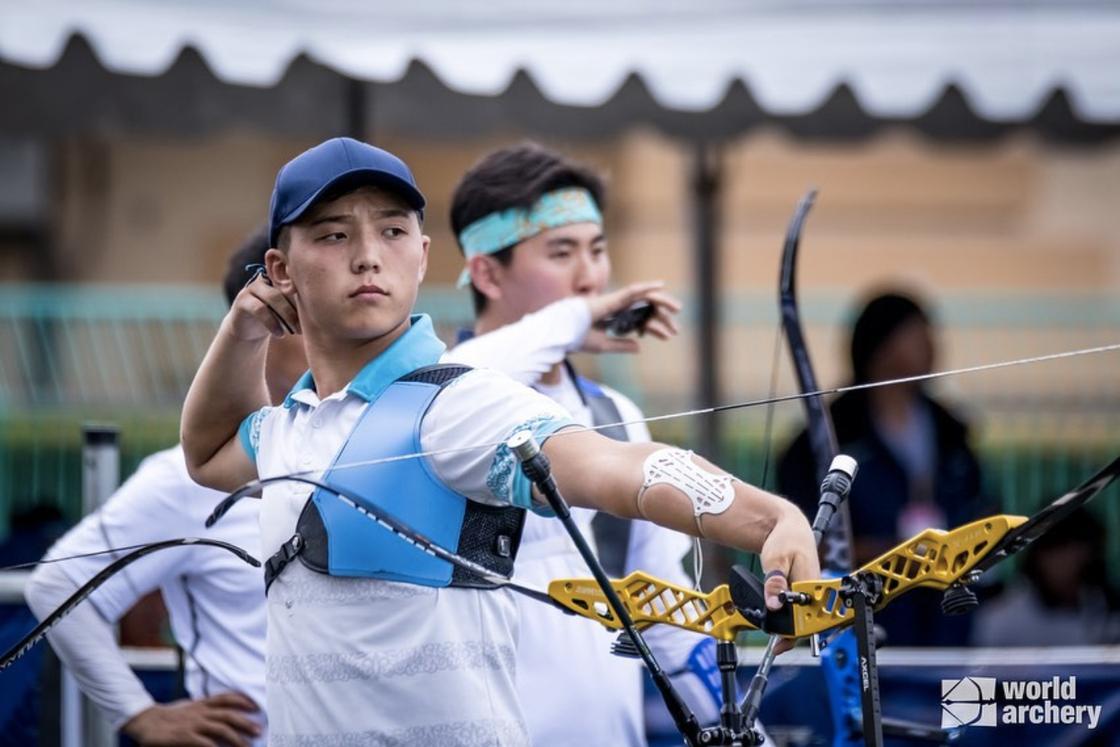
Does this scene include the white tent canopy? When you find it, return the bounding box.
[3,0,1120,126]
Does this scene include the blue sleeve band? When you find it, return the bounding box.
[237,408,269,462]
[487,416,575,516]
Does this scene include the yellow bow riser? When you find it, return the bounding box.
[549,574,751,642]
[548,513,1027,640]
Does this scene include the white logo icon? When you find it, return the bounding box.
[941,677,997,727]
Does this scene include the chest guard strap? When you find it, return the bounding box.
[264,364,525,593]
[571,367,634,578]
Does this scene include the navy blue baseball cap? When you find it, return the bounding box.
[268,137,426,246]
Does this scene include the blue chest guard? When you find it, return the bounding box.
[264,364,525,592]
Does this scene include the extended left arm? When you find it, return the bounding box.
[542,428,819,603]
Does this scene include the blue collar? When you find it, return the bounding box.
[283,314,446,407]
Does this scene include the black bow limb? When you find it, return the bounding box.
[0,538,259,670]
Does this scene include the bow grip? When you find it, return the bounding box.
[728,565,796,637]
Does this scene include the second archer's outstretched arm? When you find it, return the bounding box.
[447,282,682,382]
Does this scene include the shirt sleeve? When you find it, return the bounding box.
[238,406,273,462]
[444,298,591,385]
[24,562,157,730]
[420,369,575,514]
[41,449,207,623]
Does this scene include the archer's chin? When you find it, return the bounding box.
[341,311,412,343]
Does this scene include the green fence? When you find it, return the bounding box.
[1,283,1116,579]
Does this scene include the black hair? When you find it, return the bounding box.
[449,142,606,315]
[849,291,931,384]
[222,227,271,308]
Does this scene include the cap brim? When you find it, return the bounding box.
[281,168,426,230]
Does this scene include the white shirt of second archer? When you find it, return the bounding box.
[447,297,696,747]
[25,446,266,743]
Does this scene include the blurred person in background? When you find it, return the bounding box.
[23,229,306,746]
[972,507,1120,646]
[446,142,743,745]
[778,290,988,646]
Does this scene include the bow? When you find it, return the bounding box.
[0,537,260,670]
[543,190,1120,746]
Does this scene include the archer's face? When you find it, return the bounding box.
[268,186,429,345]
[490,221,610,319]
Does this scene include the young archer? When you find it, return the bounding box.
[181,137,819,744]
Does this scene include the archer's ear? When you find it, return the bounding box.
[417,235,430,283]
[264,248,293,293]
[469,255,504,302]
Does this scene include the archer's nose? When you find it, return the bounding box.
[352,234,382,274]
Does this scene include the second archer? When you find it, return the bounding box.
[446,142,744,744]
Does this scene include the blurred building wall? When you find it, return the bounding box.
[14,128,1119,292]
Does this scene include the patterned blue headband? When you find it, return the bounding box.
[456,187,603,288]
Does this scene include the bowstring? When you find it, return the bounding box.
[250,341,1120,486]
[746,321,788,579]
[756,322,786,493]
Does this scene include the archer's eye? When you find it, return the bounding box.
[318,232,347,243]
